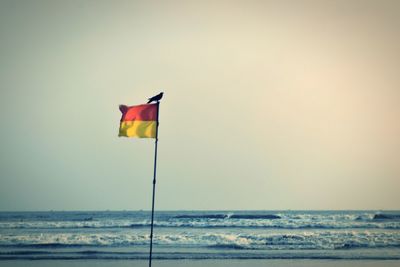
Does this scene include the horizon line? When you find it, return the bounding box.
[0,209,399,212]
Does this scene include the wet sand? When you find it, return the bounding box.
[1,259,400,267]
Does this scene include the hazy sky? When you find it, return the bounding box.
[0,0,399,211]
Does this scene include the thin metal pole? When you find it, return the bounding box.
[149,101,160,267]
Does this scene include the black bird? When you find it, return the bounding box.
[147,92,164,103]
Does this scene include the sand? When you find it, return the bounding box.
[1,260,400,267]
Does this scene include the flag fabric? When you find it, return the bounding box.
[118,103,158,138]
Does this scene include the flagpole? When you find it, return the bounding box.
[149,101,160,267]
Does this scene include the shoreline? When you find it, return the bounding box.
[1,259,400,267]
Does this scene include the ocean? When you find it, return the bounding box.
[0,210,399,261]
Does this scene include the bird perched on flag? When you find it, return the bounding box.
[147,92,164,103]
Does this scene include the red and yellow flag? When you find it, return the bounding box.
[118,103,158,138]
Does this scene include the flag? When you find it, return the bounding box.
[118,103,158,138]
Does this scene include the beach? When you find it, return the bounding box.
[1,259,400,267]
[1,1,400,266]
[0,210,399,267]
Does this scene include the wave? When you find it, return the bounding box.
[174,214,281,220]
[373,214,400,220]
[2,220,400,230]
[131,222,400,230]
[2,211,399,261]
[3,212,400,231]
[1,231,399,250]
[207,244,250,250]
[174,214,228,219]
[230,214,281,219]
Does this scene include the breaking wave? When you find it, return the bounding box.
[1,231,399,250]
[1,211,400,260]
[1,218,400,230]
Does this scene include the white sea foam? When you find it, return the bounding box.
[1,230,399,250]
[1,211,399,260]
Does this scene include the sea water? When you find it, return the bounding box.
[0,210,399,260]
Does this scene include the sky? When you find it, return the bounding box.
[0,0,399,211]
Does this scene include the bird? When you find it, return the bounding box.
[147,92,164,103]
[119,105,128,113]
